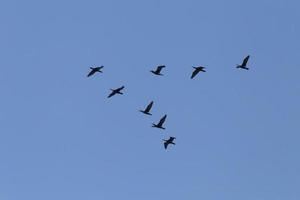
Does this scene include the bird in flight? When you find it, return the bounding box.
[191,66,206,79]
[107,86,125,98]
[139,101,154,115]
[163,137,176,149]
[151,65,166,76]
[152,114,167,129]
[87,66,104,77]
[237,55,250,70]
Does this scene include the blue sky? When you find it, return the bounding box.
[0,0,300,199]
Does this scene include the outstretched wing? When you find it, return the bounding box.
[169,137,176,142]
[107,91,116,98]
[145,101,154,113]
[158,115,167,127]
[116,86,125,92]
[87,69,96,77]
[156,65,165,73]
[191,68,200,79]
[242,55,250,66]
[164,141,169,149]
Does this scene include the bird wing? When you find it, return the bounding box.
[107,91,116,98]
[156,65,165,73]
[87,69,96,77]
[242,55,250,66]
[145,101,153,112]
[170,137,175,141]
[164,141,168,149]
[116,86,124,92]
[191,68,200,79]
[158,115,167,126]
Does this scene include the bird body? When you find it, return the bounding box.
[107,86,125,98]
[152,114,167,129]
[163,137,176,149]
[151,65,166,76]
[237,55,250,70]
[139,101,154,115]
[87,66,104,77]
[191,66,206,79]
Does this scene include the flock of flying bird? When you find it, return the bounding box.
[87,55,251,150]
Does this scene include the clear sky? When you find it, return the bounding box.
[0,0,299,199]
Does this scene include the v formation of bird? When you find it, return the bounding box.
[87,55,251,150]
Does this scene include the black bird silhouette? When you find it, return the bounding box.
[152,114,167,129]
[87,66,104,77]
[139,101,154,115]
[237,55,250,70]
[151,65,166,76]
[107,86,124,98]
[191,66,206,79]
[163,137,176,149]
